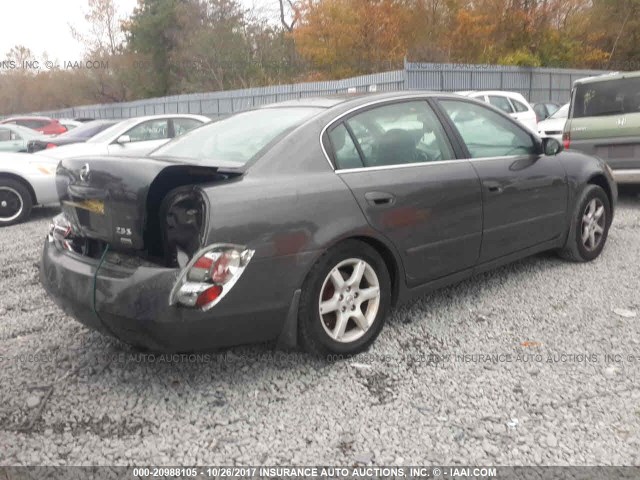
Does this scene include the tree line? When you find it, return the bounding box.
[1,0,639,115]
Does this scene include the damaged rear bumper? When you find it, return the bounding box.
[40,239,292,352]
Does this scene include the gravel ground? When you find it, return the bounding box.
[1,191,639,466]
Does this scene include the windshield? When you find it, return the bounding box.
[57,120,117,140]
[549,103,569,119]
[150,107,323,165]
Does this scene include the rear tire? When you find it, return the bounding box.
[0,179,32,226]
[558,184,611,262]
[298,240,391,358]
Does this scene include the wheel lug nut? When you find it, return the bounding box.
[341,307,346,312]
[351,305,356,311]
[339,295,343,300]
[346,287,351,292]
[354,292,359,298]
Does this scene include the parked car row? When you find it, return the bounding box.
[0,116,68,135]
[0,114,210,226]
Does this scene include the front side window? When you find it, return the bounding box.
[335,101,454,168]
[488,96,514,114]
[125,119,169,142]
[173,118,204,137]
[440,100,536,158]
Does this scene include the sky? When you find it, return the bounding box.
[0,0,275,62]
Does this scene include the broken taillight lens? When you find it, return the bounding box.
[170,244,254,311]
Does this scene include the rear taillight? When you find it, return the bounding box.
[46,143,57,149]
[48,213,83,254]
[562,131,570,150]
[170,244,254,311]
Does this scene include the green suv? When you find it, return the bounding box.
[563,71,640,183]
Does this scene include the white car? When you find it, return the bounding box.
[38,114,210,160]
[0,152,59,226]
[537,103,569,142]
[456,90,538,131]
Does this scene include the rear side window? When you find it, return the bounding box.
[488,96,514,113]
[329,124,363,170]
[18,119,47,129]
[336,101,454,169]
[512,99,529,113]
[573,77,640,118]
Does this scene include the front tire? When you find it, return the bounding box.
[0,179,32,226]
[298,240,391,358]
[559,184,611,262]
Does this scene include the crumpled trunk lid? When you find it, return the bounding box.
[56,156,229,252]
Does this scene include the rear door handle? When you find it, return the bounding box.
[365,191,395,207]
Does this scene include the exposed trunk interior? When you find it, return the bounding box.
[56,158,241,267]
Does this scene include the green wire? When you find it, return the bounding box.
[92,244,110,321]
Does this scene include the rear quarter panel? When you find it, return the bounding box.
[557,151,617,218]
[198,118,406,312]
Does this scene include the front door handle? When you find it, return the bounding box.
[485,182,504,194]
[365,191,395,207]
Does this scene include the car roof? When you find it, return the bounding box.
[1,115,54,122]
[460,90,527,99]
[259,91,462,112]
[574,70,640,86]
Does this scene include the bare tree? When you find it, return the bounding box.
[70,0,124,56]
[278,0,298,32]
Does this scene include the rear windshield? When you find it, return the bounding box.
[150,107,323,165]
[573,77,640,118]
[57,120,117,140]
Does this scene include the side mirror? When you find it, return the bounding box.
[116,135,131,144]
[543,137,563,156]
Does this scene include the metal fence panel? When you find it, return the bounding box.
[5,64,613,119]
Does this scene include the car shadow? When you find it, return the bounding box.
[63,247,568,390]
[30,206,60,221]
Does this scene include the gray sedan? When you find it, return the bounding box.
[41,92,617,356]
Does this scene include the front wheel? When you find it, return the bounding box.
[559,184,611,262]
[298,240,391,358]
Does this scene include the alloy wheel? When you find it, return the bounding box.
[318,258,381,343]
[581,198,606,251]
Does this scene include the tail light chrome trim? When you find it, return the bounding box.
[169,244,255,311]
